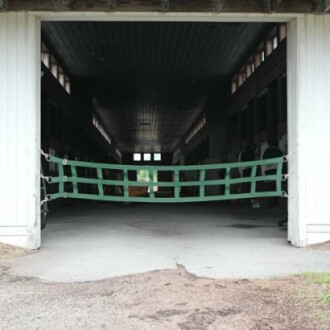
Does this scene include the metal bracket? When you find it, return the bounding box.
[161,0,169,12]
[41,149,51,161]
[41,194,51,206]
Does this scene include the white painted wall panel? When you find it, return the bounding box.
[288,14,330,246]
[0,13,40,249]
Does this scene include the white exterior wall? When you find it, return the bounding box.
[0,13,40,249]
[288,14,330,246]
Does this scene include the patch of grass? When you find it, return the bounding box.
[300,272,330,285]
[319,292,330,304]
[300,272,330,308]
[315,310,330,320]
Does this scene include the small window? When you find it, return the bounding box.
[238,73,244,87]
[279,24,287,41]
[133,153,141,161]
[154,153,161,161]
[65,80,71,94]
[255,53,261,69]
[58,69,65,87]
[144,153,151,161]
[245,63,252,79]
[50,56,58,78]
[41,52,50,68]
[266,39,273,56]
[261,51,265,62]
[273,36,278,50]
[41,43,50,68]
[231,80,237,94]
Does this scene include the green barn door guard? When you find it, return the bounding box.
[40,150,288,205]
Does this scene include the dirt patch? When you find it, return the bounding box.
[0,242,32,262]
[309,241,330,251]
[0,243,329,329]
[0,258,329,329]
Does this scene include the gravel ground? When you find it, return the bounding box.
[1,243,330,330]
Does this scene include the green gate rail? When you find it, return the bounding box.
[41,153,288,203]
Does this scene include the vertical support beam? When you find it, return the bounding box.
[149,169,155,199]
[97,167,104,197]
[287,14,330,246]
[250,165,257,194]
[58,164,65,195]
[224,167,231,196]
[123,169,129,199]
[199,169,205,198]
[0,12,41,249]
[174,170,180,199]
[71,165,78,194]
[287,17,307,247]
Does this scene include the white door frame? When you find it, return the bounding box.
[2,10,308,248]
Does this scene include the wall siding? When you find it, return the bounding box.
[288,14,330,246]
[0,12,40,248]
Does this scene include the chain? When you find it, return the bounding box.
[40,194,51,206]
[41,174,52,184]
[40,149,51,161]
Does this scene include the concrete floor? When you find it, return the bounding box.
[10,201,330,282]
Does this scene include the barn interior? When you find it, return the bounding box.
[40,21,288,248]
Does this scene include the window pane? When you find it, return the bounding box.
[154,153,161,161]
[133,153,141,161]
[144,153,151,161]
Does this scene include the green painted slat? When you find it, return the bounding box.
[174,170,180,199]
[97,168,104,197]
[149,169,155,199]
[56,190,283,203]
[49,155,283,172]
[199,169,205,198]
[276,159,284,194]
[58,164,64,194]
[49,174,281,187]
[123,169,129,198]
[71,166,78,194]
[250,165,257,194]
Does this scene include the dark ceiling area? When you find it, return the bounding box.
[42,21,273,153]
